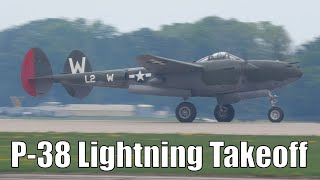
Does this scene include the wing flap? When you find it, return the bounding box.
[136,54,202,74]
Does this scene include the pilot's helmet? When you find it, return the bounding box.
[219,52,229,59]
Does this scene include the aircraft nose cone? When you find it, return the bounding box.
[286,63,303,80]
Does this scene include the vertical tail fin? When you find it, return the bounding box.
[21,48,53,96]
[62,50,93,99]
[64,50,92,74]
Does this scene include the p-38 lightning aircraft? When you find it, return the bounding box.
[21,48,302,122]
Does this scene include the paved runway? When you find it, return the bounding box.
[0,119,319,135]
[0,174,308,180]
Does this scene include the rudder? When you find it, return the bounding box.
[21,48,53,96]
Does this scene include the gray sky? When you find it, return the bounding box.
[1,0,319,45]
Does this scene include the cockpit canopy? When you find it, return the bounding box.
[196,52,243,62]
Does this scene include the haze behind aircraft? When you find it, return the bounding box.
[21,48,302,122]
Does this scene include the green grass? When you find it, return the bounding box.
[0,132,319,177]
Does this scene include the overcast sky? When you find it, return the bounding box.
[0,0,319,45]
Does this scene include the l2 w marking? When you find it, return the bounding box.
[69,57,86,74]
[84,74,114,84]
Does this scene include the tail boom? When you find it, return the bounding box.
[21,48,127,99]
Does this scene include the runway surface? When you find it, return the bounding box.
[0,174,308,180]
[0,119,319,135]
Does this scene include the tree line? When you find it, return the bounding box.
[0,17,318,120]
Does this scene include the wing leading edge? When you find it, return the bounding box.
[136,54,202,74]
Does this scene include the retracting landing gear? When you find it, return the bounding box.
[175,102,197,123]
[267,91,284,123]
[214,104,235,122]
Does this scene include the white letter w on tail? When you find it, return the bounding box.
[69,57,86,74]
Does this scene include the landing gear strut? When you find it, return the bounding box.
[267,91,284,123]
[214,104,235,122]
[174,91,285,123]
[175,102,197,123]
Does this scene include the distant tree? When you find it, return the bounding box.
[255,22,291,60]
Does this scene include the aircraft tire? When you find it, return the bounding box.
[175,102,197,123]
[214,104,235,122]
[268,106,284,123]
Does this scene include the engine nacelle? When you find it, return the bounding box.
[128,85,191,97]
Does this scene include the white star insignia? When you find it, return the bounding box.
[135,71,145,81]
[128,71,152,82]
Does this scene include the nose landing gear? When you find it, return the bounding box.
[268,91,284,123]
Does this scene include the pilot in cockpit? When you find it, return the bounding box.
[210,52,229,60]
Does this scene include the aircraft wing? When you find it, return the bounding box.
[136,54,202,74]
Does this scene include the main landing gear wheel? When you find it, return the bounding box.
[268,106,284,123]
[175,102,197,123]
[268,91,284,123]
[214,104,235,122]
